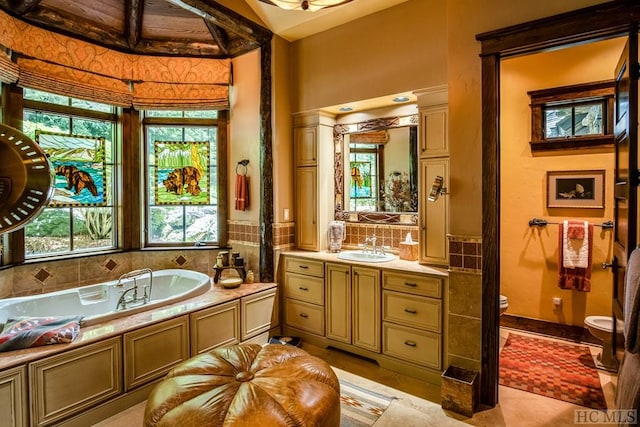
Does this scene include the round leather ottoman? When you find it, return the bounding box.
[144,343,341,427]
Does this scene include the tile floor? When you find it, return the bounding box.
[95,327,618,427]
[303,328,618,427]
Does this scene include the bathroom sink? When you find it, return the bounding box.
[336,251,395,263]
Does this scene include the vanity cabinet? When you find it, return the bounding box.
[0,365,27,427]
[325,263,381,352]
[381,271,443,370]
[293,112,335,251]
[284,257,325,336]
[29,337,122,427]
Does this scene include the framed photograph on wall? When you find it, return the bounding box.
[546,169,605,208]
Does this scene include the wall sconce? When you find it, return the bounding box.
[427,175,448,202]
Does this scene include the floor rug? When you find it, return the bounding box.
[499,333,607,410]
[340,379,394,426]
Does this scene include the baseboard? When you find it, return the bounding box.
[500,314,599,346]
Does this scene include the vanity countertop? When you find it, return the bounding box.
[282,250,448,277]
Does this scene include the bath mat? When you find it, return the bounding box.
[340,379,394,426]
[499,333,606,410]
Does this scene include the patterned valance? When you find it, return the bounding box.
[0,10,231,109]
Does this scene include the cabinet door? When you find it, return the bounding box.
[419,106,448,158]
[191,300,240,355]
[0,365,26,427]
[325,263,351,343]
[419,158,449,265]
[352,266,381,352]
[29,337,122,427]
[241,288,278,341]
[295,126,317,166]
[296,167,318,250]
[124,316,189,391]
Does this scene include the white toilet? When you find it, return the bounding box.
[500,294,508,315]
[584,315,624,371]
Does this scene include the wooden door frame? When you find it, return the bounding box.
[476,1,640,407]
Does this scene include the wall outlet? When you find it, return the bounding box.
[283,208,290,221]
[553,297,562,308]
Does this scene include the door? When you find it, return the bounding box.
[613,32,639,364]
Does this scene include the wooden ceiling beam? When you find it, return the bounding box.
[204,19,228,56]
[7,0,41,15]
[165,0,271,44]
[125,0,144,48]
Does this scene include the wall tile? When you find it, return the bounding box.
[448,314,482,361]
[448,271,482,318]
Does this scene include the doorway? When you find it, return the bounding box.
[477,2,640,407]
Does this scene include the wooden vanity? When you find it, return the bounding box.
[280,251,448,385]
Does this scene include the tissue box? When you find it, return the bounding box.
[399,242,419,261]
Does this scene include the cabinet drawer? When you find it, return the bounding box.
[285,257,324,278]
[383,291,441,332]
[383,323,441,370]
[285,272,324,305]
[382,271,442,298]
[285,299,324,336]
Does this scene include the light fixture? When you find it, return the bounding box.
[257,0,352,12]
[392,96,410,103]
[339,106,353,112]
[427,175,448,202]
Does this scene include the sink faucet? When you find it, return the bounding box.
[115,268,153,310]
[362,234,378,255]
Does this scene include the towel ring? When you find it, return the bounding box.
[236,159,249,175]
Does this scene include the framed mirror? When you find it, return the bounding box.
[334,113,419,224]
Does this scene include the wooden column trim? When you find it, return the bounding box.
[259,40,274,282]
[218,110,229,246]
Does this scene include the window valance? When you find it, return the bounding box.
[0,10,231,109]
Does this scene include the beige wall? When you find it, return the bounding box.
[500,37,626,326]
[291,0,447,113]
[230,49,262,223]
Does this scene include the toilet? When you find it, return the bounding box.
[584,315,624,371]
[500,294,508,315]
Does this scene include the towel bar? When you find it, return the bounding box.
[528,218,613,229]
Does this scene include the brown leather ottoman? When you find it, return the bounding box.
[144,343,341,427]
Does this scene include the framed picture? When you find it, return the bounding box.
[154,141,209,205]
[546,169,605,209]
[37,131,107,207]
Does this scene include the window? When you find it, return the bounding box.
[349,143,382,211]
[143,110,222,246]
[22,89,118,258]
[528,80,614,152]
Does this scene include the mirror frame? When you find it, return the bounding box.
[334,113,419,224]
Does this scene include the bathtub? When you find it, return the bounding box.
[0,269,211,326]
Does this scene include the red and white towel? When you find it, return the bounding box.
[558,220,593,292]
[235,173,249,211]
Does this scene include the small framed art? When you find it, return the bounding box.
[546,169,605,209]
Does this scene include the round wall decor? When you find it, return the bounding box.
[0,124,54,234]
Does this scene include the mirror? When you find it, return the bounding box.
[334,114,418,224]
[427,175,446,202]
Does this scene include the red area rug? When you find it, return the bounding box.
[499,333,607,410]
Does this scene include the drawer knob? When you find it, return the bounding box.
[299,286,309,291]
[404,340,417,347]
[404,282,417,287]
[299,313,309,318]
[404,308,417,314]
[299,265,309,269]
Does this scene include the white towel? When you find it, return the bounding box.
[562,220,589,269]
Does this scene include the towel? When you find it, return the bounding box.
[625,247,640,353]
[235,173,249,211]
[0,316,82,352]
[558,220,593,292]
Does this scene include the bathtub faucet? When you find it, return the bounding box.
[115,268,153,311]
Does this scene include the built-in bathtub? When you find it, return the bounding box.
[0,268,211,326]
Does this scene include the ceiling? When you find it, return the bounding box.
[0,0,408,57]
